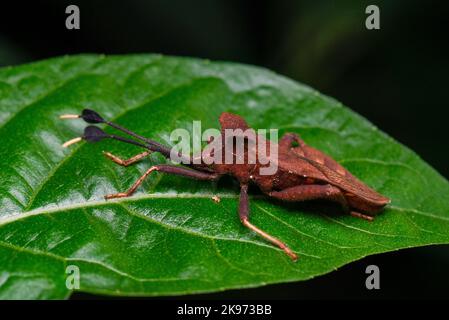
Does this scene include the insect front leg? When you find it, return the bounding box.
[239,184,298,261]
[103,151,152,167]
[105,165,221,199]
[269,184,349,212]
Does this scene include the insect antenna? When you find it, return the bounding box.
[60,109,169,152]
[62,126,149,149]
[60,109,201,164]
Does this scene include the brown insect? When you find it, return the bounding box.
[61,109,390,261]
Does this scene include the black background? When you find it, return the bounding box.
[1,0,448,299]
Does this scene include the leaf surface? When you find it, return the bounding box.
[0,55,448,299]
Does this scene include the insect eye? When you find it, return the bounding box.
[291,140,300,148]
[83,126,108,142]
[81,109,104,123]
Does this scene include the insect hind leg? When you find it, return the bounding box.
[269,184,349,212]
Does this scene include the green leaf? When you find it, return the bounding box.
[0,54,448,299]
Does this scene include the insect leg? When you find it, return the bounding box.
[269,184,349,212]
[105,165,221,199]
[350,211,374,222]
[103,151,151,167]
[239,184,298,261]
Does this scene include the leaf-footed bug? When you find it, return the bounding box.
[60,109,390,261]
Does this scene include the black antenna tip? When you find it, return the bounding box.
[83,126,108,142]
[81,109,105,124]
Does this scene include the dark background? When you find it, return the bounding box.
[1,0,448,299]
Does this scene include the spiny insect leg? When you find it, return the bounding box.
[103,151,152,167]
[105,165,220,199]
[269,184,349,212]
[239,184,298,261]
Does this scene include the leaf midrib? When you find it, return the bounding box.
[3,192,314,259]
[22,77,202,213]
[0,192,239,226]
